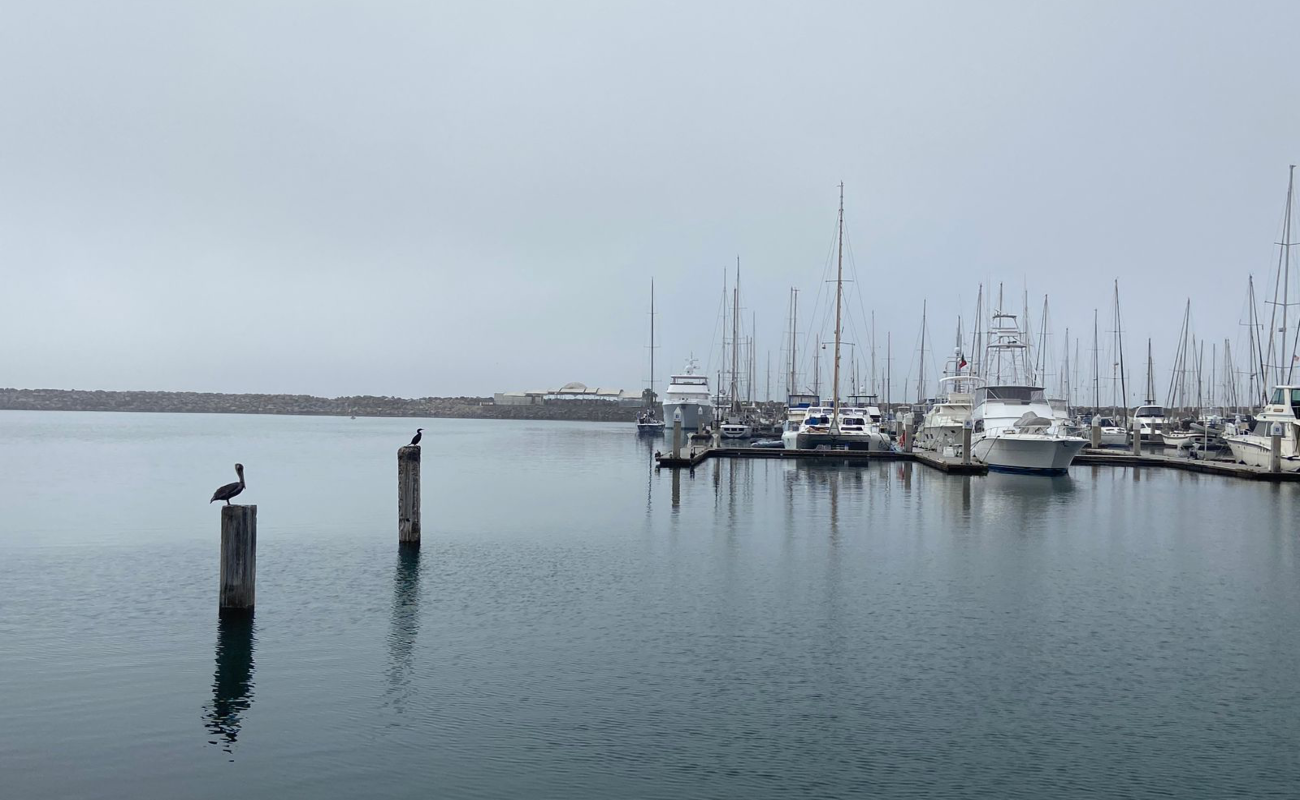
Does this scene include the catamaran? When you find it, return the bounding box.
[783,184,891,452]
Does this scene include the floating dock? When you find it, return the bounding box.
[656,445,1300,482]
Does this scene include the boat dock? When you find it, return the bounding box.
[656,445,1300,482]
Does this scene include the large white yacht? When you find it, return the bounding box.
[662,360,713,431]
[1224,385,1300,471]
[970,313,1087,474]
[917,375,980,453]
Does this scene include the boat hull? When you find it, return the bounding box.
[663,402,713,431]
[1224,435,1300,471]
[793,430,893,452]
[972,434,1087,474]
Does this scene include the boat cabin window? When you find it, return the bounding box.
[1135,406,1164,418]
[974,420,985,433]
[976,386,1045,404]
[1270,388,1300,408]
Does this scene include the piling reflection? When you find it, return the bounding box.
[386,544,421,711]
[204,614,256,756]
[671,468,681,510]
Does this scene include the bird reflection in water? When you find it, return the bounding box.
[204,614,255,758]
[386,543,421,712]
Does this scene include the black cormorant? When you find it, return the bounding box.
[210,463,246,505]
[410,428,423,446]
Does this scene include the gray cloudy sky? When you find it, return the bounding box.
[3,1,1299,399]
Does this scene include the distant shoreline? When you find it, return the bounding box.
[0,388,647,424]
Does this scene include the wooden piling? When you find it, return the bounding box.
[1090,417,1101,449]
[672,414,684,459]
[962,424,972,465]
[220,505,256,615]
[398,445,421,545]
[1270,432,1282,474]
[1131,429,1142,456]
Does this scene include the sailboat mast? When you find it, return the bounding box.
[918,300,927,403]
[1115,280,1128,423]
[731,257,740,413]
[1146,339,1155,405]
[831,183,845,430]
[649,278,656,408]
[1283,165,1295,385]
[789,288,798,398]
[1092,310,1100,409]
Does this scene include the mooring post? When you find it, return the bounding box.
[398,445,421,545]
[672,411,684,460]
[904,422,916,454]
[962,422,972,465]
[220,505,256,615]
[1090,416,1101,449]
[1131,427,1142,457]
[1270,425,1282,473]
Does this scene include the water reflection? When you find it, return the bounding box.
[204,615,256,757]
[386,544,421,712]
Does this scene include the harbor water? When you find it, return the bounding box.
[2,411,1298,798]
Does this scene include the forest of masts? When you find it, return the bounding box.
[691,167,1300,418]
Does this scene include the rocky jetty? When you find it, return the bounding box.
[0,388,652,423]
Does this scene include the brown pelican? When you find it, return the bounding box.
[210,463,246,505]
[410,428,423,446]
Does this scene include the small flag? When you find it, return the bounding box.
[958,357,968,369]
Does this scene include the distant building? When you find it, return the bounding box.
[493,381,642,407]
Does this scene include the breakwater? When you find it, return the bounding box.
[0,388,649,423]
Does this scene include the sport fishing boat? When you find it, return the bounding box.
[662,359,713,431]
[970,312,1087,474]
[1224,385,1300,471]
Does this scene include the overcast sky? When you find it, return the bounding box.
[3,1,1299,399]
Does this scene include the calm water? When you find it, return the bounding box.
[2,411,1299,799]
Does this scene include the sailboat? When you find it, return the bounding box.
[719,259,753,439]
[636,279,666,434]
[784,184,892,452]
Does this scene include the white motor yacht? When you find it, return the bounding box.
[916,376,979,453]
[1088,416,1128,448]
[1130,404,1167,446]
[970,313,1086,474]
[662,360,714,432]
[1224,385,1300,471]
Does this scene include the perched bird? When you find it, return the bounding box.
[410,428,423,446]
[210,463,246,505]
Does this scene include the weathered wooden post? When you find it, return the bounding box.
[1131,427,1142,456]
[398,445,421,544]
[904,421,916,454]
[1090,416,1101,449]
[962,421,972,465]
[220,505,256,615]
[672,409,684,459]
[1270,423,1282,474]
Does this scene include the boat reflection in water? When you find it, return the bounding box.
[204,615,256,757]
